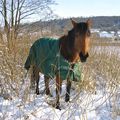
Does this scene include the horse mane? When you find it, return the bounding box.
[59,29,76,62]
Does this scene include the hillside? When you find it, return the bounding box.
[21,16,120,35]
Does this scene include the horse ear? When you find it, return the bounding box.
[86,19,92,27]
[70,18,77,27]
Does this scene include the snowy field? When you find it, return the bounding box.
[0,73,120,120]
[0,46,120,120]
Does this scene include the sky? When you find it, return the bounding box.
[0,0,120,24]
[52,0,120,18]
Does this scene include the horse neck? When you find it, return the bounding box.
[59,35,79,62]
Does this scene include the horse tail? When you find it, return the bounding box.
[24,55,31,70]
[24,45,35,71]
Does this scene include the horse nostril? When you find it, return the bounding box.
[86,53,89,58]
[79,52,89,62]
[79,52,89,57]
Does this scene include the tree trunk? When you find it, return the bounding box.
[3,0,10,49]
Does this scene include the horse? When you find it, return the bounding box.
[24,19,92,109]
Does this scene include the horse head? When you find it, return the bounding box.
[70,19,92,62]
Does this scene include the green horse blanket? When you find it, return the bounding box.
[24,38,81,81]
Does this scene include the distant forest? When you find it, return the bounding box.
[21,16,120,35]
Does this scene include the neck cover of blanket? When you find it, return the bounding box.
[25,38,81,81]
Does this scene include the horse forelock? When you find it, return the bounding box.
[76,22,89,34]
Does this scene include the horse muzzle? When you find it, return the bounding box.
[79,52,89,62]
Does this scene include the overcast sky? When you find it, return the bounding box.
[52,0,120,18]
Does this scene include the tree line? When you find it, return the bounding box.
[21,16,120,36]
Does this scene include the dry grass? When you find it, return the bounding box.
[0,32,35,99]
[85,44,120,119]
[0,32,120,119]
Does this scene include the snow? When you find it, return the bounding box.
[0,74,120,120]
[0,46,120,120]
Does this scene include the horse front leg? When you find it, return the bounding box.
[32,66,40,95]
[30,66,36,90]
[36,75,40,95]
[65,78,71,102]
[44,75,52,97]
[30,66,39,95]
[56,74,62,110]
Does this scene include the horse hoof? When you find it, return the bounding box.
[49,93,53,97]
[56,105,61,110]
[36,91,40,95]
[65,99,69,102]
[46,91,53,97]
[65,96,70,102]
[46,93,53,97]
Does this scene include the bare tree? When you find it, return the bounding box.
[0,0,56,51]
[0,0,56,98]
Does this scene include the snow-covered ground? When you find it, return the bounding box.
[0,46,120,120]
[0,73,120,120]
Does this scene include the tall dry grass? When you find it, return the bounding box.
[0,31,39,99]
[0,31,120,119]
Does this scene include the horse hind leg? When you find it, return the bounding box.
[55,75,62,110]
[65,79,71,102]
[35,67,40,95]
[31,66,40,95]
[44,75,53,97]
[30,66,36,90]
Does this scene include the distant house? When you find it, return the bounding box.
[91,29,100,33]
[114,32,120,41]
[97,31,120,41]
[99,31,114,38]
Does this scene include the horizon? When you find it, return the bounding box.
[23,15,120,23]
[28,16,120,23]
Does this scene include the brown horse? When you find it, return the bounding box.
[25,19,92,109]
